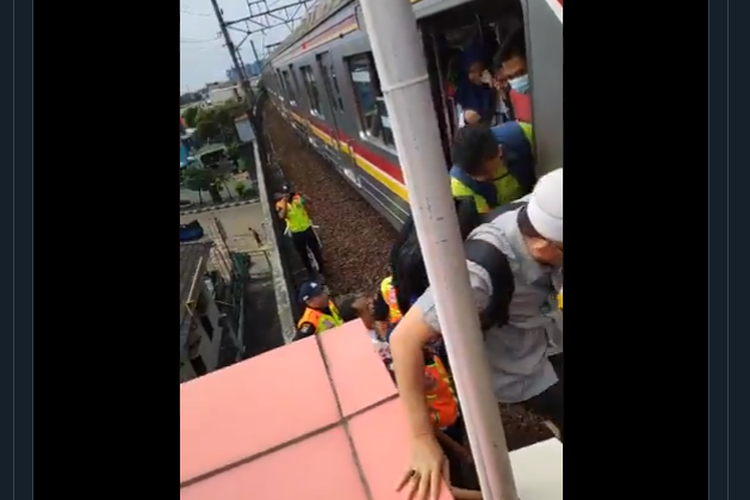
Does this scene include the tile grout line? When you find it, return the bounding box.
[314,334,376,500]
[180,345,398,490]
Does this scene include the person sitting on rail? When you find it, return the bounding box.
[454,43,496,126]
[449,123,528,214]
[293,281,343,340]
[392,168,564,500]
[274,189,326,278]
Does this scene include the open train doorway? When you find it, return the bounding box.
[419,0,529,166]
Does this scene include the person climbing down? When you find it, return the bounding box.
[293,281,343,340]
[392,168,564,500]
[274,188,326,277]
[450,123,526,215]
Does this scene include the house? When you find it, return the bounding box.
[180,241,228,383]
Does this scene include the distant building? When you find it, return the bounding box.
[226,61,264,83]
[180,242,241,382]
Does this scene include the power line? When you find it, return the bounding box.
[180,35,221,44]
[180,7,212,17]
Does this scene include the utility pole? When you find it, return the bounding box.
[208,0,255,111]
[250,39,262,76]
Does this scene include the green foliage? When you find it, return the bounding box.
[183,106,199,128]
[194,102,245,145]
[183,167,213,192]
[234,181,248,198]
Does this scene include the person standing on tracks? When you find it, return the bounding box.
[293,281,343,340]
[274,190,326,277]
[449,124,529,214]
[392,169,563,500]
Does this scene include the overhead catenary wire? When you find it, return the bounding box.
[180,34,222,44]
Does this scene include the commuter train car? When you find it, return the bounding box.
[262,0,562,229]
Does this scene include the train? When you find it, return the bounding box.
[261,0,562,229]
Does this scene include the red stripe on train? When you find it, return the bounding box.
[306,113,406,184]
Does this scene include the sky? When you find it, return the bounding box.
[180,0,315,93]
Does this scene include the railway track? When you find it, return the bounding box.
[261,100,553,450]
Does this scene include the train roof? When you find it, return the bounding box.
[269,0,353,61]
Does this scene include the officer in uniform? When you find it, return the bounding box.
[275,189,326,277]
[294,281,343,340]
[392,169,563,500]
[449,124,529,214]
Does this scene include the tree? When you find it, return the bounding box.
[183,106,199,128]
[183,166,223,204]
[194,102,243,145]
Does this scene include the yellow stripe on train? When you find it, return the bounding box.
[288,111,409,202]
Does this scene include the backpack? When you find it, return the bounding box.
[391,198,528,331]
[390,197,483,316]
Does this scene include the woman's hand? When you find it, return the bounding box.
[463,110,482,124]
[396,433,447,500]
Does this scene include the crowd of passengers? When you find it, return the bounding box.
[280,27,562,500]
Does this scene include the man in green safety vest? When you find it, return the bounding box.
[275,190,326,277]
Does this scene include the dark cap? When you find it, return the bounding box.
[299,281,325,302]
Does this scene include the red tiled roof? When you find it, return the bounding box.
[180,321,455,500]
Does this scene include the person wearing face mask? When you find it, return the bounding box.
[495,33,535,135]
[392,168,563,500]
[449,124,527,213]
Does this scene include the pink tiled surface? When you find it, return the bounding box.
[180,337,339,483]
[320,321,398,416]
[180,323,456,500]
[181,427,369,500]
[348,399,453,500]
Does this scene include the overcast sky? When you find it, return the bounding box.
[180,0,312,93]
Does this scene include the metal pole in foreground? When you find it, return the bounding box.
[356,1,519,499]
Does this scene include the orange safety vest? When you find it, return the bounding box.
[424,353,459,429]
[380,276,402,324]
[297,301,343,334]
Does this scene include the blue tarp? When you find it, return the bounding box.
[180,141,188,167]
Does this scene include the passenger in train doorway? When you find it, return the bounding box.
[454,44,496,126]
[274,190,327,277]
[392,169,563,500]
[449,123,531,214]
[293,281,343,340]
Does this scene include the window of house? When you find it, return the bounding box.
[301,65,323,116]
[347,53,395,147]
[282,70,297,104]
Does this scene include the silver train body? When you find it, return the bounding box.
[262,0,562,229]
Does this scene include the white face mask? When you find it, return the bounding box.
[509,74,530,94]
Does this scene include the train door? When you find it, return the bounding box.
[317,51,364,190]
[524,0,563,175]
[315,52,348,166]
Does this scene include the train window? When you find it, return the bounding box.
[347,53,395,148]
[275,70,285,100]
[300,65,324,117]
[289,65,303,105]
[281,70,297,105]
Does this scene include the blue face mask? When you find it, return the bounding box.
[509,74,530,94]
